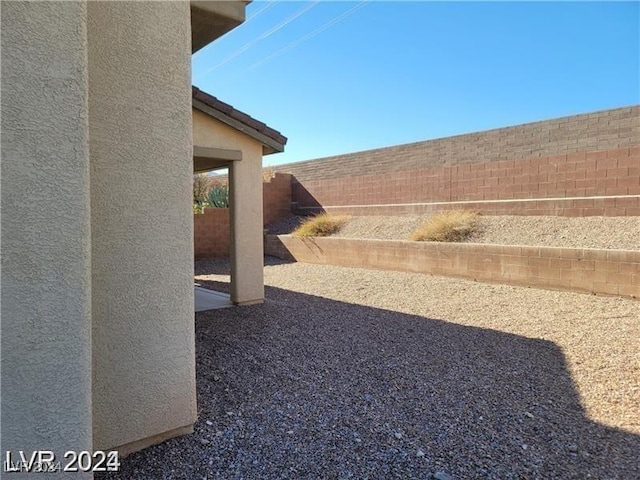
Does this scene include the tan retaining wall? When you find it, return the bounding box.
[277,106,640,217]
[265,235,639,298]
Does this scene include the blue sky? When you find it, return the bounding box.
[192,1,639,166]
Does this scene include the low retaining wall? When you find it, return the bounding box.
[265,235,639,298]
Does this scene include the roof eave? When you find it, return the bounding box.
[193,98,286,154]
[190,1,250,53]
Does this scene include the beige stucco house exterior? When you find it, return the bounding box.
[192,87,286,305]
[1,0,284,472]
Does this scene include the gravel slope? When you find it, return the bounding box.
[268,215,640,250]
[102,258,640,480]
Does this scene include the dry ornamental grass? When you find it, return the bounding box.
[411,210,479,242]
[293,213,350,237]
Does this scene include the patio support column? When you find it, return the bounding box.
[1,1,93,466]
[229,151,265,305]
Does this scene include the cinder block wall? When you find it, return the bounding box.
[194,208,231,258]
[278,106,640,216]
[266,235,640,298]
[194,173,292,258]
[263,173,292,225]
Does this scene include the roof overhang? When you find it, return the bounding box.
[193,146,242,173]
[191,1,249,53]
[193,98,286,155]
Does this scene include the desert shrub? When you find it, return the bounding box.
[193,174,211,202]
[263,166,276,182]
[209,176,228,188]
[193,174,212,214]
[410,210,479,242]
[292,214,350,237]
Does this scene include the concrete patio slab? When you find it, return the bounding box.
[194,286,233,312]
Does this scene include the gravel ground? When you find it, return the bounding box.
[101,258,639,480]
[268,214,640,250]
[266,215,306,235]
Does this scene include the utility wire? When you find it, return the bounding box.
[194,1,276,59]
[245,0,277,23]
[200,1,321,76]
[248,1,368,70]
[192,1,277,80]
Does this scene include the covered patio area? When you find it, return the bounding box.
[192,86,286,307]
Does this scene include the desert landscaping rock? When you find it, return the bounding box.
[270,214,640,250]
[266,215,305,235]
[434,472,452,480]
[101,258,639,479]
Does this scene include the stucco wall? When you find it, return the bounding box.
[229,146,265,304]
[88,1,196,451]
[193,108,264,153]
[192,110,265,303]
[1,0,93,469]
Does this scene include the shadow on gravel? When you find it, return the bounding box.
[194,257,293,295]
[100,276,639,480]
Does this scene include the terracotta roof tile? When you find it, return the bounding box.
[192,86,287,148]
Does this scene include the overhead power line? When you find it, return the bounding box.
[194,1,276,61]
[200,1,321,76]
[245,0,277,23]
[248,1,369,70]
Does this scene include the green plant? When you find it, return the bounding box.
[292,213,350,237]
[193,202,206,215]
[410,210,479,242]
[207,184,229,208]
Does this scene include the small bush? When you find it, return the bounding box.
[293,214,350,238]
[193,174,211,203]
[193,175,210,214]
[411,210,479,242]
[263,166,276,182]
